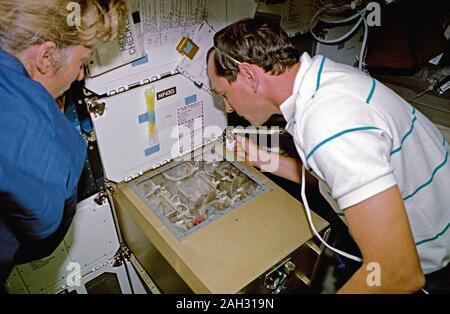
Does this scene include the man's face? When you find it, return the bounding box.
[207,50,272,127]
[50,45,92,98]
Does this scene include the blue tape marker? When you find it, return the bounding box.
[185,94,197,105]
[132,54,149,67]
[138,112,156,124]
[145,144,160,157]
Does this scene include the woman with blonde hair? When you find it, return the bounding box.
[0,0,127,289]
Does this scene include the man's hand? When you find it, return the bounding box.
[234,135,271,168]
[338,185,425,293]
[233,135,307,184]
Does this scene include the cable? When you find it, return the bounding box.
[407,87,433,103]
[356,8,368,71]
[318,8,366,24]
[310,6,365,45]
[310,1,369,70]
[301,165,363,262]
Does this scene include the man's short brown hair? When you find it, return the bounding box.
[211,18,300,83]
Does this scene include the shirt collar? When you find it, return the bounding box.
[280,52,313,133]
[0,48,29,77]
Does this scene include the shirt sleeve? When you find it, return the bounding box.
[0,159,66,240]
[300,96,398,210]
[308,128,397,209]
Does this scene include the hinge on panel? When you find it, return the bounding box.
[119,244,131,262]
[103,71,177,98]
[89,71,178,105]
[105,182,117,194]
[125,171,144,183]
[123,158,174,183]
[112,250,124,268]
[151,158,173,171]
[94,182,116,204]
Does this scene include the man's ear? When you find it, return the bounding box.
[239,63,258,93]
[34,42,57,75]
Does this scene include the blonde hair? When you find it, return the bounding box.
[0,0,127,55]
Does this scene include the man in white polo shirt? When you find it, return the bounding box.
[207,18,450,293]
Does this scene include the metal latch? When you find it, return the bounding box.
[264,259,296,294]
[94,191,108,205]
[87,99,106,116]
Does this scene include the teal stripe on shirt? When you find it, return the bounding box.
[416,222,450,246]
[366,78,376,104]
[315,56,326,93]
[403,138,449,201]
[412,139,450,246]
[306,126,382,161]
[391,108,417,157]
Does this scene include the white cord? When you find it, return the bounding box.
[318,8,366,25]
[310,4,366,43]
[356,9,368,71]
[301,166,432,293]
[310,2,369,71]
[301,165,363,262]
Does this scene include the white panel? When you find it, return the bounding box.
[6,194,121,294]
[5,265,31,294]
[12,240,71,294]
[65,197,120,270]
[86,0,210,96]
[315,25,364,67]
[91,74,227,183]
[85,46,179,96]
[42,256,132,294]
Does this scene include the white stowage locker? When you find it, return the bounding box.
[5,194,145,294]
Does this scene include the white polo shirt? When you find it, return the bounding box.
[280,52,450,274]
